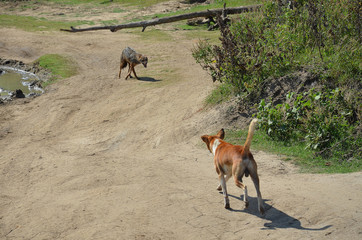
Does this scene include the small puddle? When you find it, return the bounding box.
[0,66,44,98]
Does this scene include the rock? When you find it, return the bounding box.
[29,80,42,88]
[15,89,25,98]
[0,58,51,103]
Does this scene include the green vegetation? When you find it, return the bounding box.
[153,0,261,17]
[129,0,262,24]
[0,15,93,31]
[100,19,120,26]
[205,84,233,105]
[178,23,209,31]
[35,54,77,86]
[193,0,361,96]
[132,28,173,42]
[184,29,220,44]
[28,0,170,6]
[112,7,126,13]
[1,0,261,32]
[193,0,361,172]
[11,0,176,7]
[32,0,258,8]
[112,0,171,7]
[225,128,360,173]
[0,0,170,31]
[257,89,360,165]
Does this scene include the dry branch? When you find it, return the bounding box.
[60,5,262,33]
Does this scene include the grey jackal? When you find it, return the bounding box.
[118,47,148,80]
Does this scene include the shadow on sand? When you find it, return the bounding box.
[137,77,161,82]
[225,193,332,231]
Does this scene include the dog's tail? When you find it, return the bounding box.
[243,118,258,152]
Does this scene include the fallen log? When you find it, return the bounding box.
[60,4,262,33]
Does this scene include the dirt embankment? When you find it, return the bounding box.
[0,2,361,240]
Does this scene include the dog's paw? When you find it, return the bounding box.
[216,185,222,191]
[245,200,249,208]
[224,198,230,209]
[259,206,265,215]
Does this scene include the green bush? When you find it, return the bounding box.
[257,92,306,142]
[192,0,361,96]
[257,89,361,161]
[193,0,361,167]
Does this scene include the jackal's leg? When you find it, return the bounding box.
[119,59,128,79]
[118,64,122,78]
[132,66,139,80]
[125,65,132,80]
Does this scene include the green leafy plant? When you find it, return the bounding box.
[257,88,361,163]
[193,0,361,170]
[303,88,358,159]
[257,92,306,142]
[193,0,361,98]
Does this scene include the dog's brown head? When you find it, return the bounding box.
[201,129,225,154]
[140,56,148,68]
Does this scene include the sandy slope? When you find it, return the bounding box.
[0,4,361,240]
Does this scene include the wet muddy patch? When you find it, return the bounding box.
[0,58,52,104]
[0,67,43,97]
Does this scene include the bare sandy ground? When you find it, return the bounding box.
[0,2,361,240]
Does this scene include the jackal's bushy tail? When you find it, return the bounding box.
[243,118,258,152]
[120,55,128,69]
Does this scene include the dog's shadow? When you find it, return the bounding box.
[224,193,332,231]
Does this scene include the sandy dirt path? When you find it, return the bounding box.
[0,4,361,239]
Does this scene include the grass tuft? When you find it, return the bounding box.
[205,83,233,105]
[0,14,93,32]
[35,54,77,86]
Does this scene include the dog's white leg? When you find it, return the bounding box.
[233,164,249,209]
[257,194,264,215]
[243,186,249,208]
[250,170,265,215]
[219,175,230,209]
[217,174,231,191]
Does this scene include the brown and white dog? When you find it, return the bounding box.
[201,119,265,214]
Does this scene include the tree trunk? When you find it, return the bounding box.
[60,5,262,33]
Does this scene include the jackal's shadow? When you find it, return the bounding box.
[138,77,161,82]
[224,193,332,231]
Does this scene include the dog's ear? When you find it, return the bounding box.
[217,129,225,139]
[201,135,213,153]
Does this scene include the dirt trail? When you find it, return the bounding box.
[0,3,361,240]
